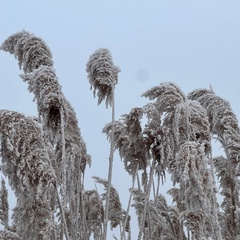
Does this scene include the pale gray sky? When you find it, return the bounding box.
[0,1,240,239]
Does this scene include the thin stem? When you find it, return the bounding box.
[81,183,89,239]
[138,160,156,240]
[152,177,156,201]
[136,172,141,191]
[208,149,223,240]
[121,164,138,239]
[60,107,66,207]
[154,175,160,204]
[53,183,70,240]
[103,89,115,240]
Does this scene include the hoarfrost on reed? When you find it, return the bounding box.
[86,48,120,107]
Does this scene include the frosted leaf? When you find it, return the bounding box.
[103,108,149,176]
[93,176,123,230]
[130,188,165,239]
[83,190,104,238]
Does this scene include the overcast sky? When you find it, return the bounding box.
[1,1,240,239]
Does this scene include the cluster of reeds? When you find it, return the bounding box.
[0,31,240,240]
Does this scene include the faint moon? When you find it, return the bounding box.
[135,68,150,82]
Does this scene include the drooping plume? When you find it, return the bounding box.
[0,110,55,239]
[103,108,149,177]
[142,82,222,239]
[87,48,120,239]
[93,176,124,231]
[188,88,240,238]
[20,67,91,173]
[83,189,104,239]
[86,48,120,107]
[1,30,91,239]
[0,30,53,73]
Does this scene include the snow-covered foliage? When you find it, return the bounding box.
[0,229,21,240]
[103,108,150,177]
[87,48,120,239]
[93,176,125,230]
[83,189,104,239]
[0,31,91,240]
[131,189,186,240]
[189,89,240,239]
[0,30,53,73]
[20,66,62,141]
[0,31,240,240]
[0,110,55,239]
[86,48,120,107]
[0,179,8,229]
